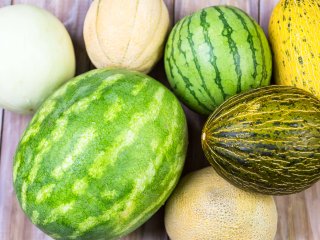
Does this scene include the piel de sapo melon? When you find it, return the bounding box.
[202,85,320,195]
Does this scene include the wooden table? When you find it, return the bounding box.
[0,0,319,239]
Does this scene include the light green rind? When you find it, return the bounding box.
[165,5,272,115]
[13,68,188,239]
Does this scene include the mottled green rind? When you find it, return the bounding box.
[13,68,188,239]
[165,5,272,115]
[202,85,320,195]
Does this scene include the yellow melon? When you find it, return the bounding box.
[269,0,320,97]
[165,167,278,240]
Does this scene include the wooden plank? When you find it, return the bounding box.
[259,0,279,35]
[0,0,10,7]
[174,0,258,21]
[0,112,38,240]
[163,0,174,26]
[274,187,320,240]
[0,109,2,156]
[0,1,92,240]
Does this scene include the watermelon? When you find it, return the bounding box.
[164,5,272,115]
[13,68,188,239]
[202,85,320,195]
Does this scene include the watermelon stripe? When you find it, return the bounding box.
[16,72,122,179]
[88,88,165,179]
[31,211,40,225]
[22,75,123,185]
[18,99,57,146]
[72,179,88,195]
[21,182,28,210]
[13,151,23,183]
[215,6,242,93]
[36,184,56,204]
[200,9,227,99]
[229,7,259,80]
[117,176,178,237]
[247,13,268,85]
[104,97,124,121]
[44,201,76,225]
[52,128,96,179]
[186,15,218,106]
[168,18,211,113]
[112,103,186,236]
[68,100,185,238]
[165,55,176,88]
[131,78,149,96]
[177,24,189,69]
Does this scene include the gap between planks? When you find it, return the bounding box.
[0,109,3,165]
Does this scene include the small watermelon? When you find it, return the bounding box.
[165,5,272,115]
[13,68,188,239]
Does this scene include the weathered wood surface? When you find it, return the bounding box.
[1,0,319,239]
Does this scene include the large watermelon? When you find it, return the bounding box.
[13,68,188,239]
[165,5,272,115]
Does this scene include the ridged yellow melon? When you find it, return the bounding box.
[165,167,278,240]
[269,0,320,97]
[83,0,170,73]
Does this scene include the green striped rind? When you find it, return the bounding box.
[164,5,272,115]
[13,68,188,239]
[202,85,320,195]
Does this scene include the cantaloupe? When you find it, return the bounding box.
[83,0,170,73]
[165,167,278,240]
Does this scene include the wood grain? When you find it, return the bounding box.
[174,0,258,21]
[259,0,279,34]
[0,112,43,240]
[0,109,2,156]
[0,0,319,239]
[0,0,9,7]
[273,179,320,240]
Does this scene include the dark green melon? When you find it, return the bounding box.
[164,5,272,115]
[202,85,320,195]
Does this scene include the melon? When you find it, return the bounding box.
[165,167,278,240]
[0,4,75,114]
[13,68,188,239]
[269,0,320,98]
[202,85,320,195]
[164,5,272,115]
[84,0,170,74]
